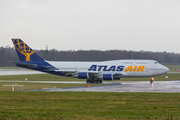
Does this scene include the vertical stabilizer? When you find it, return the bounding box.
[12,39,45,62]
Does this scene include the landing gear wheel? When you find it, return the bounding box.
[86,80,89,84]
[86,79,102,84]
[86,79,95,84]
[98,80,102,83]
[150,79,153,84]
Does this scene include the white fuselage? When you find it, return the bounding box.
[48,59,169,78]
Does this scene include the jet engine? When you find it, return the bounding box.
[103,74,121,80]
[78,72,89,79]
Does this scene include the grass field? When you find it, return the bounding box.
[165,65,180,69]
[0,92,179,120]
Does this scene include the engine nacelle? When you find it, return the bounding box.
[103,74,113,80]
[78,72,89,79]
[103,74,121,80]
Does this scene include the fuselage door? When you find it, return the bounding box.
[145,67,149,72]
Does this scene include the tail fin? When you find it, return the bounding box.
[12,39,45,62]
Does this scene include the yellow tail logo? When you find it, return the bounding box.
[13,39,35,61]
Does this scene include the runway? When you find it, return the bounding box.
[2,80,178,93]
[38,80,180,93]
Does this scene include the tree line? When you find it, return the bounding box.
[1,46,180,67]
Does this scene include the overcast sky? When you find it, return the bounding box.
[0,0,180,53]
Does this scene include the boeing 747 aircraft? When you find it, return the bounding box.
[11,39,169,83]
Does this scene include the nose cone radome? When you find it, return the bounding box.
[157,65,169,75]
[162,66,169,74]
[165,67,170,73]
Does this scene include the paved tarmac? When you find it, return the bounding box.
[5,80,178,93]
[39,81,180,93]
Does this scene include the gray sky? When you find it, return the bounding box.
[0,0,180,53]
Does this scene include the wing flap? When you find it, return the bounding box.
[55,70,76,73]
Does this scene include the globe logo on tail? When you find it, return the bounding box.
[13,39,35,61]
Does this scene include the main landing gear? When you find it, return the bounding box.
[86,79,102,84]
[150,77,154,84]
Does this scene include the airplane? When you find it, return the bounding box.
[11,38,169,83]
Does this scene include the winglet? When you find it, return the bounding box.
[12,39,45,62]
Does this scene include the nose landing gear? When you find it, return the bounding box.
[150,77,154,84]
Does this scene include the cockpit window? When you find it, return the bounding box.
[154,62,159,64]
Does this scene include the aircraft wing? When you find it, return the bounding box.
[114,72,122,75]
[55,70,99,74]
[55,70,76,73]
[55,70,100,78]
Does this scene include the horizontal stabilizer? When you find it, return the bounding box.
[10,61,37,67]
[10,61,58,71]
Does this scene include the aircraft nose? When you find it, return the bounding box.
[159,65,169,74]
[165,67,169,72]
[163,66,169,73]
